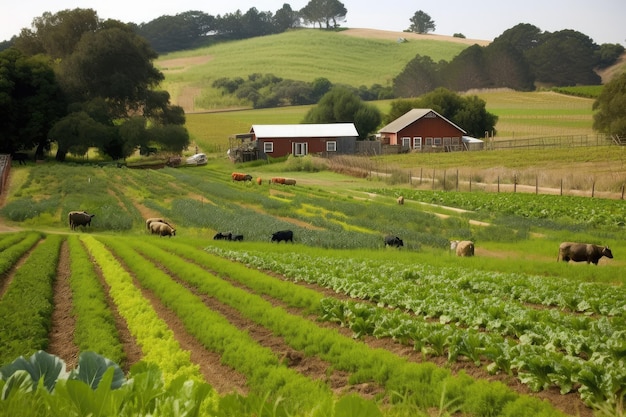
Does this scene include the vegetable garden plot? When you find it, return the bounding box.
[206,246,626,411]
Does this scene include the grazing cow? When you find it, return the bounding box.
[283,178,296,186]
[451,240,474,257]
[150,221,176,237]
[232,172,253,182]
[557,242,613,265]
[68,211,95,231]
[213,232,232,240]
[231,234,244,241]
[256,177,262,185]
[384,235,403,248]
[271,177,286,184]
[397,196,404,205]
[271,230,293,243]
[146,217,171,230]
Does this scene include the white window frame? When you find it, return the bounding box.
[425,137,433,146]
[434,137,442,146]
[413,137,422,150]
[264,142,274,153]
[326,141,337,152]
[293,142,308,156]
[401,137,411,147]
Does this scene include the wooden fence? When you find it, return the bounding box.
[0,155,11,195]
[486,134,612,150]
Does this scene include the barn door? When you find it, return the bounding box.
[293,142,308,156]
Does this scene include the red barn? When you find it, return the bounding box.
[248,123,359,159]
[378,109,467,152]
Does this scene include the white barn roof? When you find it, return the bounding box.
[251,123,358,139]
[378,108,466,134]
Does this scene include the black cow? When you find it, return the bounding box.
[271,230,293,243]
[68,211,95,231]
[11,153,28,165]
[231,234,244,241]
[384,235,403,248]
[213,232,232,240]
[558,242,613,265]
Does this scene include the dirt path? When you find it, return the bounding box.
[47,240,80,369]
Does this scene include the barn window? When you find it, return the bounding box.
[326,141,337,152]
[425,137,433,146]
[293,142,308,156]
[401,137,411,147]
[264,142,273,153]
[434,137,442,145]
[413,137,422,149]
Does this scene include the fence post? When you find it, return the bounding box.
[469,175,472,192]
[420,168,423,184]
[560,179,563,196]
[535,175,538,194]
[497,176,500,193]
[592,181,595,198]
[621,184,625,200]
[514,175,517,193]
[456,169,459,191]
[443,170,447,190]
[409,171,412,185]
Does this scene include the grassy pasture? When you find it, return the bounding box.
[156,29,470,111]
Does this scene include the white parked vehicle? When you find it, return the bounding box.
[186,153,207,166]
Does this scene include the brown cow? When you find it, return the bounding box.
[557,242,613,265]
[232,172,252,181]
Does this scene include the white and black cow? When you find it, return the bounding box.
[557,242,613,265]
[68,211,95,231]
[384,235,403,248]
[271,230,293,243]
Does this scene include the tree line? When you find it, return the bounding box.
[0,9,188,161]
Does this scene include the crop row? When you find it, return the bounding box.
[121,237,565,417]
[0,233,58,360]
[206,246,626,409]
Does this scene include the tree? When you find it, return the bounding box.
[14,8,101,59]
[407,10,435,34]
[273,4,300,32]
[303,86,381,139]
[136,11,216,54]
[593,72,626,137]
[493,23,542,54]
[300,0,347,29]
[392,55,441,97]
[483,40,534,91]
[0,48,66,157]
[526,29,601,86]
[58,26,164,117]
[441,45,490,91]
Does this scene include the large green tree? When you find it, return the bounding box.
[300,0,347,29]
[303,86,381,139]
[392,55,441,98]
[0,48,66,157]
[593,72,626,137]
[407,10,435,34]
[136,11,216,54]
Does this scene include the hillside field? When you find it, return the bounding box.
[0,157,624,417]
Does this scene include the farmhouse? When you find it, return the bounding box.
[229,123,359,162]
[378,109,470,152]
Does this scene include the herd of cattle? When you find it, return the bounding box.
[65,193,615,265]
[231,172,296,186]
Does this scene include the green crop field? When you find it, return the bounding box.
[0,159,624,416]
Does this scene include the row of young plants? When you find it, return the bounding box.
[205,246,626,411]
[377,189,626,230]
[65,236,126,365]
[79,236,208,387]
[122,237,567,417]
[0,233,61,362]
